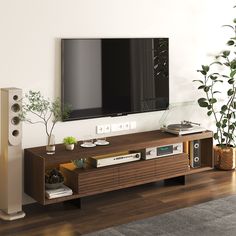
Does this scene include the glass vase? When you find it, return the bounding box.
[46,134,55,155]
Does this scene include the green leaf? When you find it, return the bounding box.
[222,124,227,128]
[223,119,227,124]
[222,75,230,78]
[216,122,221,128]
[199,102,208,107]
[221,105,228,112]
[230,70,236,78]
[213,91,221,94]
[198,98,207,103]
[202,65,210,72]
[207,111,212,116]
[193,80,204,84]
[198,98,208,107]
[213,133,219,140]
[207,105,212,110]
[228,79,235,84]
[197,70,207,76]
[234,18,236,23]
[210,75,217,80]
[204,86,210,92]
[222,25,234,30]
[229,124,235,130]
[227,40,235,46]
[223,132,229,137]
[228,89,234,96]
[231,102,236,109]
[209,98,217,104]
[231,61,236,69]
[223,50,230,57]
[198,85,205,90]
[210,62,222,66]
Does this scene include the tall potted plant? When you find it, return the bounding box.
[194,14,236,170]
[20,91,70,154]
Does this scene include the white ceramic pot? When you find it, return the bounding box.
[65,144,75,151]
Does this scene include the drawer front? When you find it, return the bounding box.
[119,159,156,186]
[156,154,189,179]
[78,167,119,196]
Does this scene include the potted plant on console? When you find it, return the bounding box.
[63,136,77,150]
[194,12,236,170]
[20,90,70,154]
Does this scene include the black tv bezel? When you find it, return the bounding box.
[61,38,169,121]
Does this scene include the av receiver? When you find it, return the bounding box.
[89,151,141,168]
[144,143,183,160]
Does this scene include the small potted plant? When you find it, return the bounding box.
[63,136,77,150]
[45,169,64,189]
[19,91,70,154]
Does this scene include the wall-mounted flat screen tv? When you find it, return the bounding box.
[61,38,169,121]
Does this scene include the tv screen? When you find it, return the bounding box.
[61,38,169,121]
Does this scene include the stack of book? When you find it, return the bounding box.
[45,184,73,199]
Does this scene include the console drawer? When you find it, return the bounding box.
[60,163,119,196]
[155,153,189,179]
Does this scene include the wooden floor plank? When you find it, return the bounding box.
[0,170,236,235]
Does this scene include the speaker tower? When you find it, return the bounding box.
[0,88,25,220]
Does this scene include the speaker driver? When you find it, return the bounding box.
[11,103,21,112]
[11,117,20,125]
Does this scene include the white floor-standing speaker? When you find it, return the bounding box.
[0,88,25,220]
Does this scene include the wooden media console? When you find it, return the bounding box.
[24,130,213,205]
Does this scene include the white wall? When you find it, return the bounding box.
[0,0,235,204]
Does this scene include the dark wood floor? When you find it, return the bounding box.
[1,170,236,236]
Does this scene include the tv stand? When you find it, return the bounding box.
[24,130,213,206]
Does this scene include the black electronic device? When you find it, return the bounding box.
[61,38,169,121]
[189,140,201,168]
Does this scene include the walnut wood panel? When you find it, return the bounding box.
[24,130,213,205]
[60,165,79,193]
[61,163,119,195]
[61,154,189,199]
[24,150,45,205]
[119,159,156,186]
[155,154,188,179]
[200,138,213,167]
[78,168,119,195]
[25,130,213,166]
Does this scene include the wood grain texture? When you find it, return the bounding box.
[24,150,45,205]
[24,130,213,205]
[25,130,213,166]
[1,170,236,236]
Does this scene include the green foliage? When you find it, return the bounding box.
[20,90,71,145]
[194,8,236,147]
[63,136,77,145]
